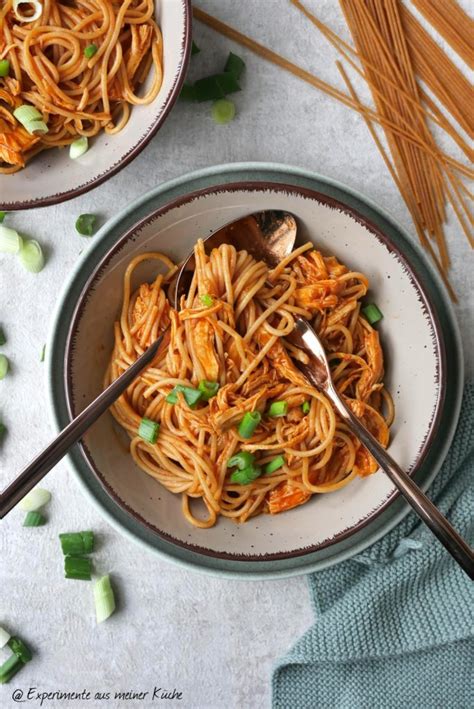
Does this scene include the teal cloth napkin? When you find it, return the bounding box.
[273,383,474,709]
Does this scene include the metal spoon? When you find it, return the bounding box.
[0,211,296,518]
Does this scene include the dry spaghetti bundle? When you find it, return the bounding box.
[0,0,163,173]
[106,242,392,528]
[194,2,473,301]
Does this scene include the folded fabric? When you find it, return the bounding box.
[273,383,474,709]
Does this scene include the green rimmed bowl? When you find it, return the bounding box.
[47,163,463,579]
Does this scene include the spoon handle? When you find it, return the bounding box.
[0,334,165,520]
[325,384,474,579]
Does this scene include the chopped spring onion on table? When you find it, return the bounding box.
[0,225,23,254]
[199,294,214,307]
[191,40,200,55]
[193,72,241,102]
[198,379,219,401]
[23,511,46,527]
[13,105,48,134]
[19,239,45,273]
[224,52,246,80]
[94,575,116,623]
[0,211,6,222]
[238,411,261,439]
[18,487,51,512]
[84,43,98,59]
[64,555,92,580]
[0,60,9,77]
[40,344,45,362]
[138,417,160,444]
[59,531,94,556]
[180,82,196,101]
[230,465,262,485]
[227,450,255,470]
[13,0,43,23]
[0,653,24,685]
[8,637,32,664]
[0,354,8,380]
[69,136,88,159]
[362,303,383,325]
[212,98,236,125]
[0,626,11,649]
[0,326,6,345]
[302,400,311,414]
[268,400,288,417]
[264,455,286,475]
[75,213,97,236]
[166,384,202,408]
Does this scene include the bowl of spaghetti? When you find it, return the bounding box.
[0,0,191,209]
[49,164,462,577]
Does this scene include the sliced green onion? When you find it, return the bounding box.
[0,326,6,345]
[0,354,8,380]
[0,211,6,223]
[212,98,236,125]
[264,455,286,475]
[75,213,97,236]
[230,466,262,485]
[0,653,24,685]
[8,637,32,663]
[268,400,288,417]
[166,384,202,408]
[84,44,98,59]
[0,60,10,78]
[224,52,245,80]
[59,531,94,556]
[302,400,311,414]
[13,0,43,23]
[94,575,116,623]
[198,379,219,401]
[227,450,255,470]
[191,40,200,55]
[138,417,159,444]
[238,411,261,439]
[19,238,45,273]
[199,294,214,307]
[64,555,92,580]
[362,303,383,325]
[69,136,88,159]
[193,72,241,102]
[24,119,48,134]
[0,224,23,254]
[0,627,10,649]
[23,511,46,527]
[18,487,51,512]
[40,344,45,362]
[180,82,196,101]
[13,105,47,134]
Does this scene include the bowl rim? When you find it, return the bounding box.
[63,179,447,562]
[0,0,192,211]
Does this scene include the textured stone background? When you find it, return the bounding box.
[1,1,472,708]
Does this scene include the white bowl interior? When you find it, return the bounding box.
[67,186,442,558]
[0,0,188,207]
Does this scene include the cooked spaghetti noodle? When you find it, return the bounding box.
[106,241,393,528]
[0,0,163,173]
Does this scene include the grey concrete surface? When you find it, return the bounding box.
[1,1,472,708]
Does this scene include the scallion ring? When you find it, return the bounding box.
[13,1,44,23]
[0,225,23,254]
[19,239,45,273]
[69,136,88,159]
[0,355,8,380]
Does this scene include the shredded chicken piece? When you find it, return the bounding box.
[267,482,311,514]
[193,318,220,382]
[0,116,40,166]
[356,330,384,400]
[257,329,308,387]
[127,24,153,80]
[346,398,389,476]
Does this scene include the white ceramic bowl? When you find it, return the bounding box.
[0,0,191,210]
[60,177,450,564]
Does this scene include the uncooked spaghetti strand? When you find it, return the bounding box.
[411,0,474,68]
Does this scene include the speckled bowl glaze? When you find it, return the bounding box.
[0,0,191,210]
[47,164,463,578]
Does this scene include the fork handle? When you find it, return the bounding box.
[323,384,473,579]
